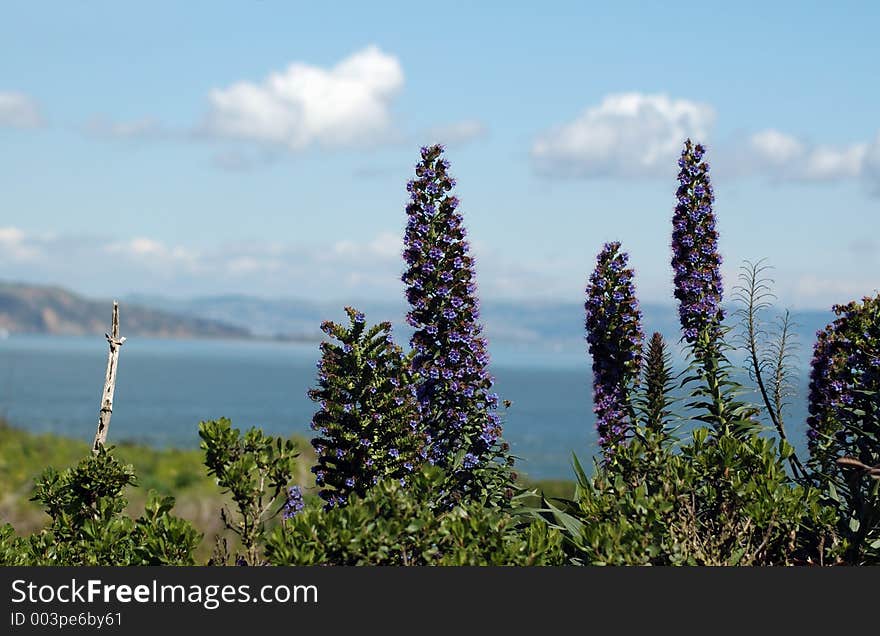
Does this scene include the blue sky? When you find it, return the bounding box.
[1,1,878,308]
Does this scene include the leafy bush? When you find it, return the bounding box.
[807,294,880,563]
[265,467,563,566]
[0,523,25,565]
[309,307,425,508]
[199,418,299,565]
[540,432,831,565]
[5,447,199,565]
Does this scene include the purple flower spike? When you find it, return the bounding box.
[671,139,724,346]
[585,241,644,456]
[402,144,502,471]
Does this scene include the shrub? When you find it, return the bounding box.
[308,307,425,508]
[265,467,563,566]
[199,418,299,565]
[807,294,880,563]
[540,431,830,565]
[8,447,199,565]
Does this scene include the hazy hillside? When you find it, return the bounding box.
[0,282,251,339]
[126,292,835,360]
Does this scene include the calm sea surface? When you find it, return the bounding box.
[0,335,811,479]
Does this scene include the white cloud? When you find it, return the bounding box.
[801,144,867,180]
[0,228,408,300]
[424,120,488,146]
[0,227,581,304]
[529,93,879,193]
[862,133,880,194]
[2,226,877,309]
[203,45,404,150]
[748,130,805,165]
[0,227,41,261]
[331,232,401,260]
[531,93,715,178]
[746,129,868,181]
[791,274,880,308]
[0,92,43,128]
[105,237,196,264]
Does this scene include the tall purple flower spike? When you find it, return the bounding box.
[402,144,501,470]
[672,139,724,346]
[585,241,644,455]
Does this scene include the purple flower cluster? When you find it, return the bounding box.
[282,485,305,519]
[402,144,501,469]
[671,139,724,345]
[585,241,644,454]
[309,307,424,508]
[807,295,880,473]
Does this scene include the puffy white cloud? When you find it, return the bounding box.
[203,45,404,150]
[745,129,868,181]
[529,93,879,193]
[748,130,805,165]
[531,93,715,178]
[0,92,43,128]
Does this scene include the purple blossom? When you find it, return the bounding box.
[807,295,880,476]
[401,143,503,471]
[282,485,305,519]
[671,139,724,346]
[585,241,644,456]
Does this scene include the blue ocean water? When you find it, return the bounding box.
[0,334,812,479]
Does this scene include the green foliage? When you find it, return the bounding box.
[733,259,805,477]
[539,431,831,565]
[807,294,880,564]
[536,300,834,565]
[265,467,563,566]
[639,332,676,437]
[199,417,299,565]
[0,421,314,549]
[683,327,762,439]
[0,523,26,565]
[6,447,199,565]
[309,307,424,507]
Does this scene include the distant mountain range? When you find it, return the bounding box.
[0,282,249,339]
[125,291,836,360]
[0,280,836,356]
